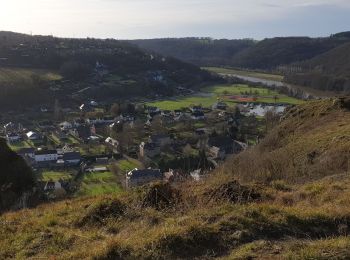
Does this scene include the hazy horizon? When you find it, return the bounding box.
[1,0,350,40]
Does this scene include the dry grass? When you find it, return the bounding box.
[1,98,350,259]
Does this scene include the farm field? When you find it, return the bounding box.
[146,84,302,110]
[204,67,284,81]
[75,171,121,197]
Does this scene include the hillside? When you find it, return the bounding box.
[131,34,350,70]
[1,98,350,259]
[285,42,350,93]
[0,138,36,212]
[0,32,214,110]
[130,38,255,66]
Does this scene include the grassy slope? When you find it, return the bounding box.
[75,171,122,197]
[1,98,350,259]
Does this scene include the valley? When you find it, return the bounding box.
[1,29,350,260]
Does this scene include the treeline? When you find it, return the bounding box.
[130,33,350,70]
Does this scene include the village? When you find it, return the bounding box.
[0,88,287,200]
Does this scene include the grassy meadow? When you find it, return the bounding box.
[146,84,302,110]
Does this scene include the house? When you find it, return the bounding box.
[191,111,205,120]
[149,134,172,147]
[38,121,54,130]
[34,150,58,163]
[73,118,85,127]
[207,136,234,160]
[17,147,35,159]
[173,110,183,116]
[126,168,163,188]
[6,132,21,143]
[3,122,16,133]
[105,137,119,151]
[44,181,62,192]
[140,142,161,158]
[70,125,91,142]
[207,136,247,160]
[55,130,69,141]
[90,100,99,107]
[121,114,135,122]
[59,121,73,130]
[26,131,41,141]
[86,118,99,125]
[174,113,191,122]
[62,152,81,166]
[147,106,161,117]
[213,101,227,110]
[101,116,115,124]
[190,105,203,113]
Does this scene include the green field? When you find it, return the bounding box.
[204,67,284,81]
[0,68,62,87]
[146,95,219,110]
[76,171,121,197]
[146,84,302,110]
[39,170,73,182]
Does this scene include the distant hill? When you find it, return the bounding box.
[231,36,350,70]
[130,38,255,67]
[0,32,215,109]
[285,42,350,92]
[0,138,36,212]
[131,33,350,70]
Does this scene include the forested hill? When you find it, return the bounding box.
[230,35,350,70]
[130,33,350,70]
[0,31,209,81]
[130,38,255,67]
[0,31,216,110]
[285,42,350,92]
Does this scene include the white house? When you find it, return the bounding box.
[34,150,58,163]
[105,137,119,149]
[59,121,73,130]
[44,181,62,191]
[26,131,41,140]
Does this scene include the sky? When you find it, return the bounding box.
[0,0,350,40]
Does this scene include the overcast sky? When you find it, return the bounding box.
[1,0,350,39]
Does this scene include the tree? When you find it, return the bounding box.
[110,103,121,117]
